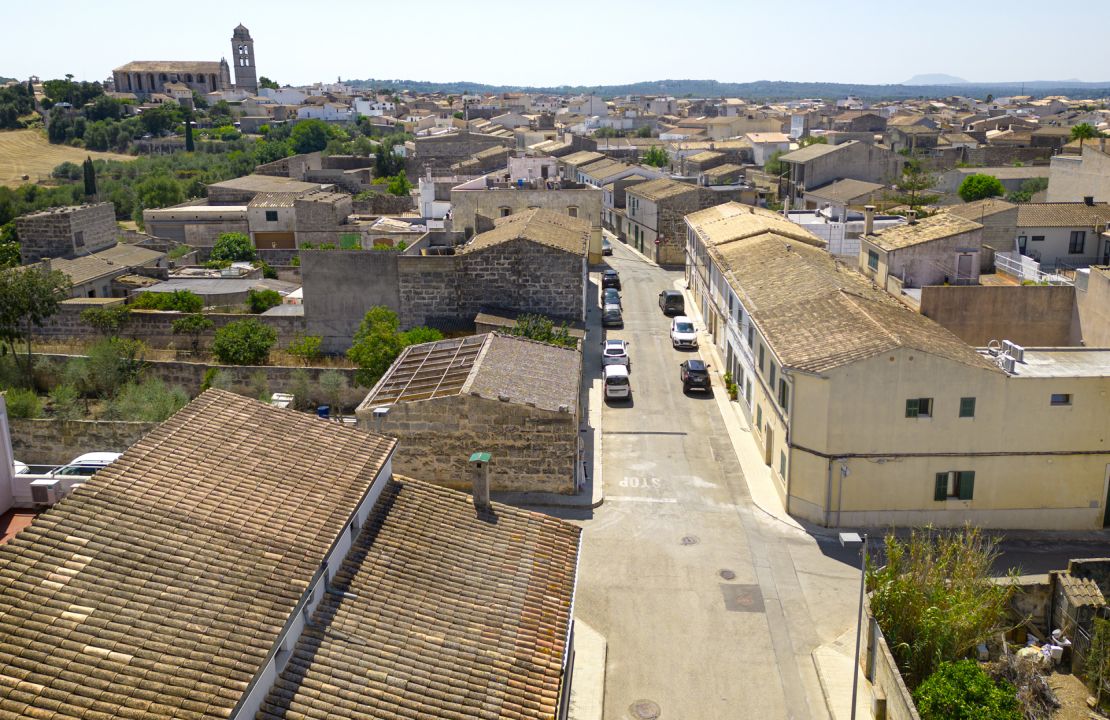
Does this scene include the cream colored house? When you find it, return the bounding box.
[686,202,1110,530]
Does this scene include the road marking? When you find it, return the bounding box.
[606,496,678,504]
[620,476,661,489]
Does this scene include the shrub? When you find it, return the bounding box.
[167,245,191,260]
[253,259,277,279]
[913,660,1021,720]
[209,232,257,263]
[171,313,214,353]
[81,305,131,336]
[401,326,444,346]
[287,335,323,364]
[347,306,405,387]
[958,173,1006,202]
[131,290,204,313]
[867,527,1015,688]
[318,370,348,417]
[211,318,277,365]
[289,368,314,410]
[108,379,188,422]
[505,313,577,348]
[247,288,282,314]
[48,383,82,420]
[248,370,270,402]
[4,388,41,418]
[85,338,146,398]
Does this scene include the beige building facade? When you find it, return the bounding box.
[686,202,1110,530]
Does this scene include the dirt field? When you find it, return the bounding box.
[0,129,134,187]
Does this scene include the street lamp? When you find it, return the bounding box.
[839,531,868,720]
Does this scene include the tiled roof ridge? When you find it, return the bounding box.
[836,289,904,347]
[459,333,495,395]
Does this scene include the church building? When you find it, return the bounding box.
[112,24,258,98]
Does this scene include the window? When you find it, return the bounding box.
[1069,231,1087,254]
[747,324,754,347]
[959,397,976,418]
[265,210,278,222]
[1031,235,1045,242]
[934,471,975,501]
[756,405,762,429]
[1050,393,1072,406]
[73,230,85,247]
[769,364,776,389]
[499,206,512,217]
[867,249,879,271]
[758,345,765,373]
[778,378,789,408]
[905,397,933,418]
[779,451,786,478]
[567,206,578,218]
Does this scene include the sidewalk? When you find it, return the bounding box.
[492,274,604,510]
[813,628,874,720]
[567,620,607,720]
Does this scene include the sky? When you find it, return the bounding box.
[4,0,1109,88]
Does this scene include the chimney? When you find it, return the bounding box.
[468,452,492,513]
[1084,196,1095,206]
[863,205,875,236]
[907,209,918,225]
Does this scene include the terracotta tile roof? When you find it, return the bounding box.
[779,140,848,163]
[692,203,997,374]
[627,177,700,202]
[685,150,724,163]
[114,60,223,74]
[362,332,580,414]
[703,163,746,181]
[0,390,396,719]
[805,178,885,204]
[1059,573,1107,608]
[559,150,604,166]
[945,198,1017,221]
[460,208,590,256]
[257,476,581,720]
[1016,202,1110,228]
[867,213,982,251]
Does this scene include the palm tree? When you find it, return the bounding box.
[1070,123,1101,153]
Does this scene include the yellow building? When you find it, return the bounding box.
[686,202,1110,530]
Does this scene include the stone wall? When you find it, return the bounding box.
[396,254,460,329]
[449,186,602,239]
[16,203,118,264]
[33,353,365,408]
[919,284,1078,347]
[1076,267,1110,346]
[302,250,401,353]
[352,194,414,215]
[9,418,158,466]
[1009,575,1053,633]
[362,394,577,494]
[460,240,585,324]
[36,304,306,349]
[862,595,921,720]
[963,146,1052,167]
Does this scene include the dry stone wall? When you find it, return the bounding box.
[9,418,158,466]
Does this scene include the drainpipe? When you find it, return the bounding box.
[824,458,834,527]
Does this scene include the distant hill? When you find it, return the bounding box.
[348,77,1110,101]
[904,74,967,85]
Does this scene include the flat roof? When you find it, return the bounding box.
[986,347,1110,378]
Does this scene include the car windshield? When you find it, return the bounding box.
[55,465,99,477]
[607,376,629,386]
[687,360,706,371]
[676,322,694,333]
[605,270,617,277]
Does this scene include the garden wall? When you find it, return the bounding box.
[862,594,922,720]
[9,418,158,466]
[33,354,365,409]
[37,305,306,349]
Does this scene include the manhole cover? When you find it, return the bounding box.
[719,569,736,580]
[680,535,698,546]
[629,700,661,719]
[721,584,765,613]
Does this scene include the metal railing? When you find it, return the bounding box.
[995,252,1073,285]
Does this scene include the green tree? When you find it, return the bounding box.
[131,290,203,312]
[108,378,188,422]
[184,117,194,152]
[764,150,788,176]
[48,383,82,421]
[246,288,282,313]
[400,326,444,345]
[207,100,233,125]
[913,660,1021,720]
[0,223,19,269]
[0,265,71,386]
[211,318,277,365]
[210,232,257,263]
[1006,177,1049,204]
[80,305,131,337]
[452,111,464,120]
[641,146,669,168]
[318,370,348,419]
[347,306,405,387]
[375,139,405,177]
[287,335,323,364]
[1089,617,1110,707]
[798,135,828,147]
[889,160,940,211]
[171,313,214,353]
[85,338,146,398]
[258,76,280,90]
[135,175,184,211]
[82,156,97,197]
[958,173,1006,202]
[139,104,180,136]
[386,170,412,197]
[1070,122,1101,153]
[636,126,652,138]
[505,313,577,348]
[290,119,331,153]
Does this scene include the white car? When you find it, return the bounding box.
[603,364,631,400]
[602,339,630,367]
[52,452,121,477]
[13,460,28,475]
[670,316,698,349]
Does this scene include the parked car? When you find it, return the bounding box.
[13,460,28,475]
[602,238,613,255]
[601,268,621,290]
[602,303,623,327]
[52,452,121,477]
[602,287,621,307]
[680,359,711,393]
[603,364,631,400]
[602,339,630,367]
[659,290,685,316]
[670,316,698,349]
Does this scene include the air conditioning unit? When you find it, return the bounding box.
[30,478,60,506]
[999,354,1016,373]
[1008,342,1025,363]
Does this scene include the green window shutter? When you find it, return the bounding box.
[959,397,975,418]
[906,398,919,418]
[934,473,948,501]
[958,471,975,500]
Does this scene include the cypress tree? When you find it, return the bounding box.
[82,156,97,197]
[185,117,194,152]
[26,79,33,98]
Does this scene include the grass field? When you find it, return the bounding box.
[0,129,134,187]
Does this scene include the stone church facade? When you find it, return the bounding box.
[112,24,258,97]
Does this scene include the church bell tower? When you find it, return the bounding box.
[231,24,258,95]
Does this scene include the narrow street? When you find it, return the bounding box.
[557,242,864,720]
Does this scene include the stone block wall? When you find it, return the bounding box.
[862,595,922,720]
[460,240,585,323]
[964,146,1052,167]
[16,203,118,263]
[35,305,306,349]
[352,194,414,215]
[363,394,577,494]
[397,254,460,328]
[9,418,158,466]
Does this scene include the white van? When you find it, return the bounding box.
[603,364,631,400]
